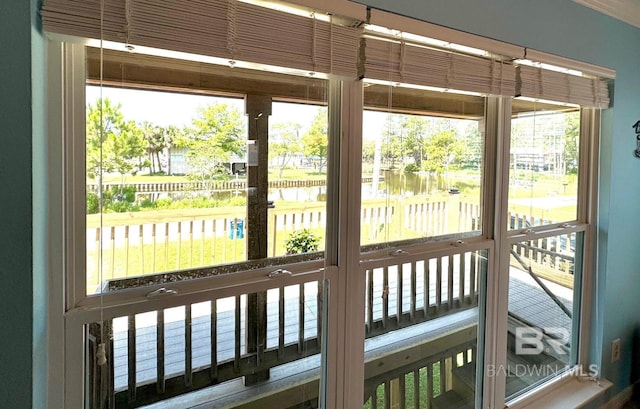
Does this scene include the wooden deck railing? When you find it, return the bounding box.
[363,250,482,338]
[86,198,458,291]
[87,245,486,408]
[88,278,325,408]
[87,198,574,290]
[87,177,379,194]
[364,341,477,409]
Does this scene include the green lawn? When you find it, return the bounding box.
[86,224,326,293]
[363,364,443,409]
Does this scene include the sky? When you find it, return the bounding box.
[86,85,242,128]
[85,85,478,142]
[87,85,327,132]
[86,85,391,139]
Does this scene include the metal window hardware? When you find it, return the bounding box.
[146,287,178,299]
[268,269,292,278]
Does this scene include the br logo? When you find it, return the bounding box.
[515,327,570,355]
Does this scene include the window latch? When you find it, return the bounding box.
[268,269,293,278]
[146,287,178,299]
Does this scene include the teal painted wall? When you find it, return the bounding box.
[357,0,640,397]
[0,0,35,406]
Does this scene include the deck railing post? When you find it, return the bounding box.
[244,94,272,385]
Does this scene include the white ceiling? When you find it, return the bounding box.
[573,0,640,28]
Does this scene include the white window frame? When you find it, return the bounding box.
[45,27,607,409]
[496,105,602,409]
[47,39,355,409]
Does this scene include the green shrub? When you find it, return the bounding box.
[96,185,138,213]
[87,192,99,214]
[285,229,320,255]
[154,197,174,209]
[109,201,139,213]
[105,185,137,204]
[139,198,156,209]
[404,164,420,173]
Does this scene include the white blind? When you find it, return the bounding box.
[363,36,517,97]
[516,65,610,108]
[41,0,360,78]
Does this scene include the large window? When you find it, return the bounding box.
[77,45,335,407]
[43,1,610,408]
[504,101,587,398]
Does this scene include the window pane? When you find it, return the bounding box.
[85,48,327,294]
[84,45,329,409]
[361,84,485,247]
[508,101,580,229]
[362,248,488,409]
[505,231,581,398]
[85,85,247,293]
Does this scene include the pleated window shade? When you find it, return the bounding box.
[363,36,518,97]
[41,0,611,106]
[516,65,610,108]
[41,0,361,78]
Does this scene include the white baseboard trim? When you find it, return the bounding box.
[599,383,635,409]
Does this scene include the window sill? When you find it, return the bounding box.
[506,374,612,409]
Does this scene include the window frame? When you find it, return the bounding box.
[46,23,605,409]
[497,104,601,407]
[51,40,351,408]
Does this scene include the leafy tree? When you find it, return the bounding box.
[86,98,125,180]
[380,115,403,168]
[401,116,429,168]
[302,109,328,173]
[185,103,246,191]
[423,130,464,177]
[86,98,145,184]
[270,121,302,178]
[285,229,320,254]
[104,120,146,179]
[564,111,580,174]
[460,122,482,169]
[142,122,168,174]
[362,140,376,162]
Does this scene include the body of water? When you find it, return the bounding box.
[146,170,482,204]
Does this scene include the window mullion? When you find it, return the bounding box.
[64,42,88,308]
[576,107,600,367]
[323,79,364,409]
[482,96,512,409]
[47,39,68,409]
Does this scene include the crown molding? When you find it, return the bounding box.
[573,0,640,28]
